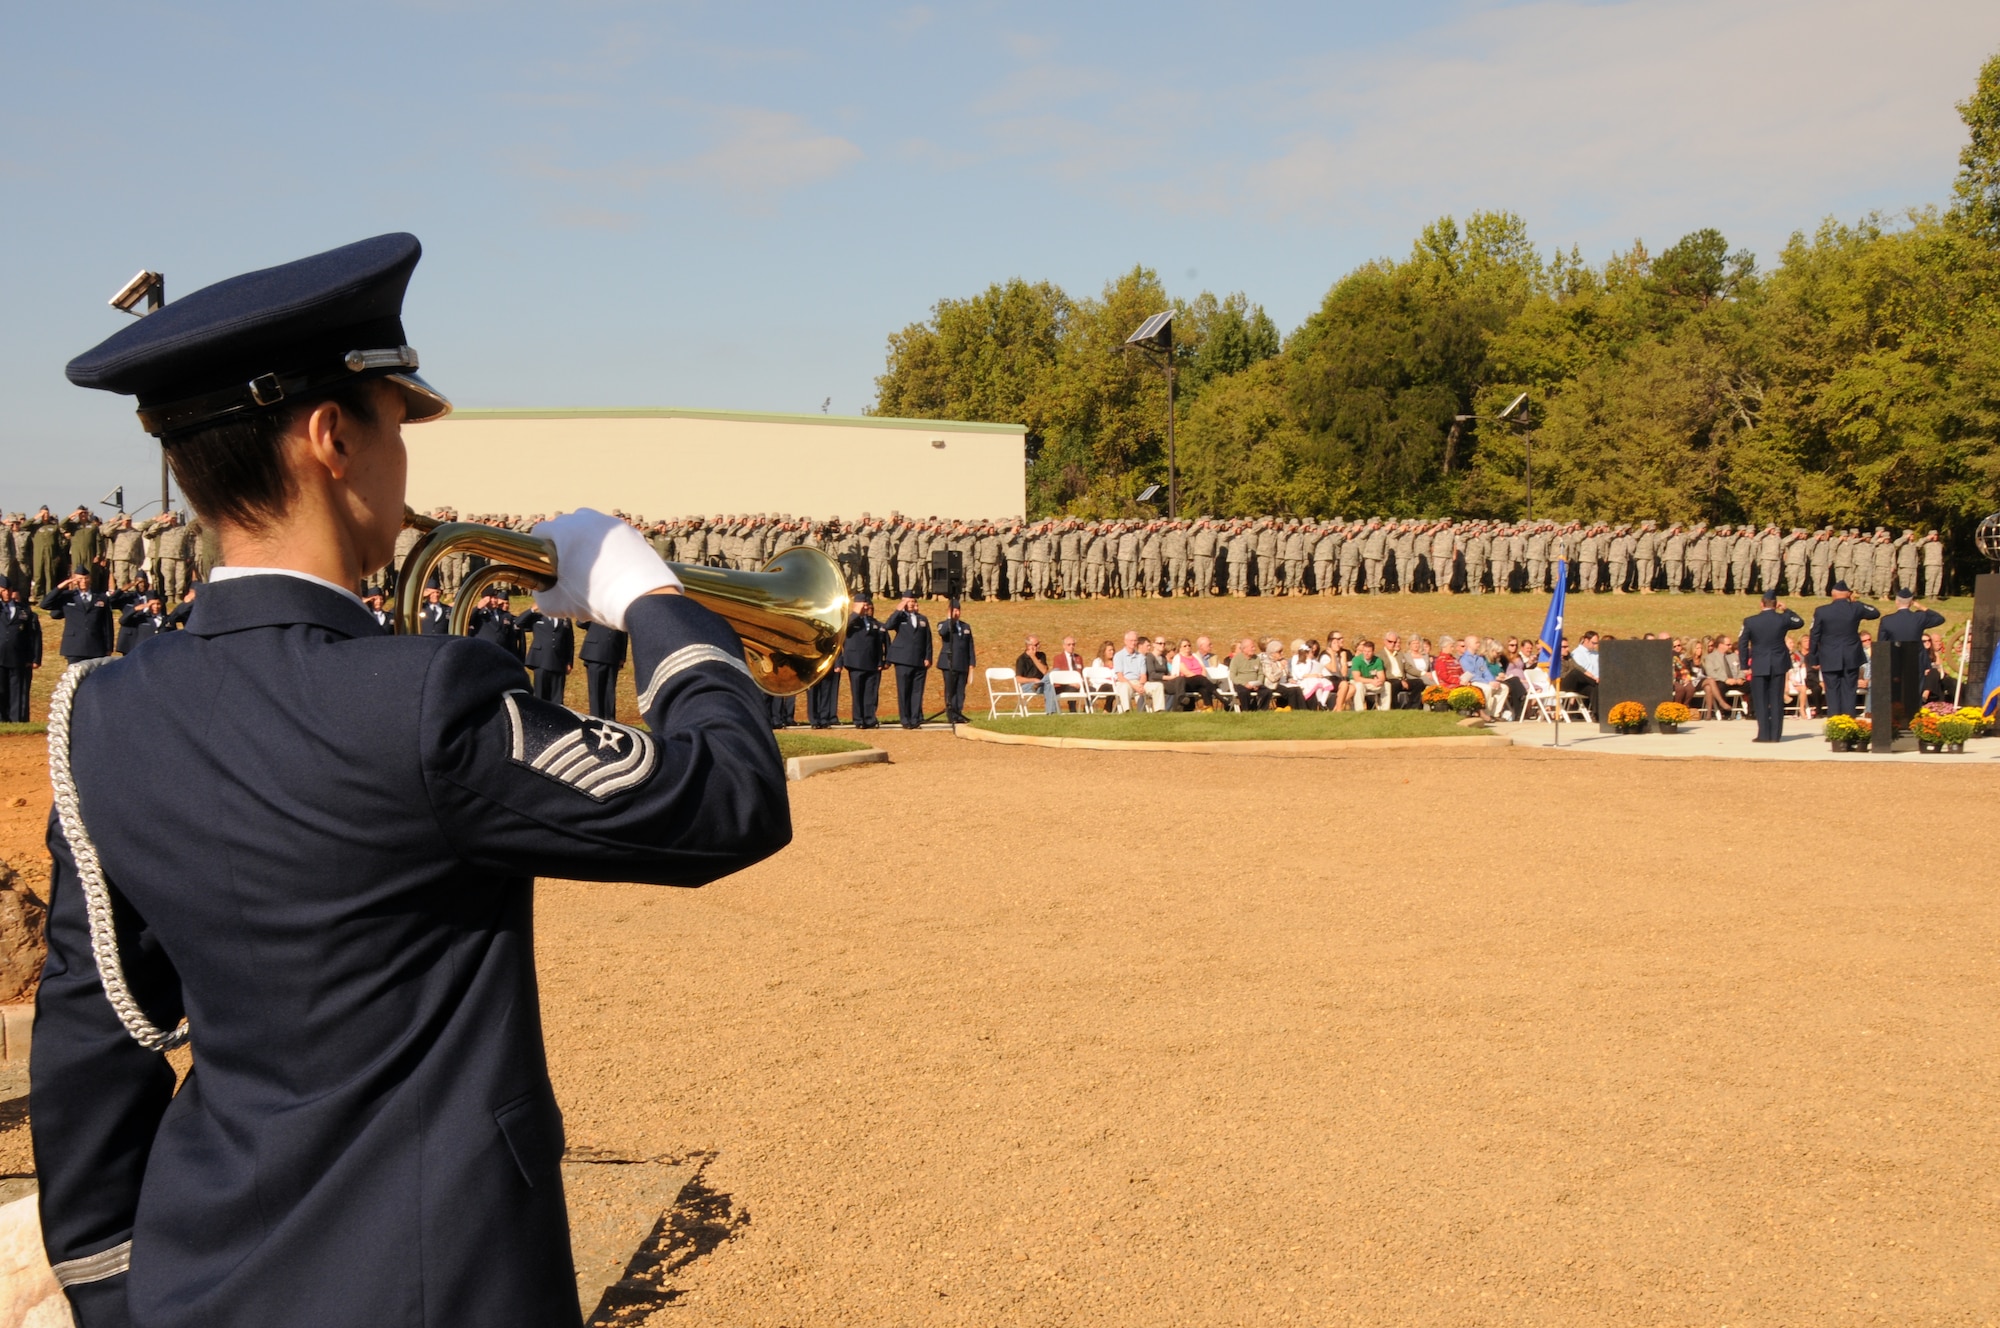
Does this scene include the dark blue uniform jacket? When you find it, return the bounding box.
[34,575,789,1328]
[882,609,931,668]
[1807,599,1880,671]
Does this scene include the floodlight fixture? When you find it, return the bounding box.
[1137,484,1164,503]
[98,486,124,513]
[1124,311,1178,517]
[110,270,164,317]
[1497,391,1529,421]
[1125,310,1173,351]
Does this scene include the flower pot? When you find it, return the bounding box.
[1657,723,1679,734]
[1946,741,1966,753]
[1918,740,1942,753]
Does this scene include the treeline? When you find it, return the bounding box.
[871,52,2000,552]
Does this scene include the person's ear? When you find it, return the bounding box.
[301,399,354,483]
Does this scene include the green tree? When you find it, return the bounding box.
[1953,51,2000,241]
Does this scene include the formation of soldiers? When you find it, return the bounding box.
[0,505,206,600]
[1,504,1954,605]
[432,512,1953,603]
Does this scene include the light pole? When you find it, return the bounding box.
[1125,311,1177,519]
[1449,392,1533,519]
[110,270,171,514]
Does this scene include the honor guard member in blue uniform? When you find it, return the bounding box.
[42,574,118,665]
[418,584,451,635]
[517,609,575,705]
[466,589,522,660]
[935,598,975,724]
[116,596,170,656]
[1877,588,1946,652]
[840,595,887,728]
[361,587,393,632]
[49,233,789,1328]
[882,593,932,729]
[0,589,41,722]
[805,626,843,728]
[579,621,628,719]
[1806,580,1879,717]
[1737,590,1804,742]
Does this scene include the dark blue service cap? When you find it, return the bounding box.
[66,232,450,439]
[1831,579,1849,592]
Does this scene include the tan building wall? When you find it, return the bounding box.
[407,408,1026,521]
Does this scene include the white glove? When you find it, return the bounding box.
[530,509,681,632]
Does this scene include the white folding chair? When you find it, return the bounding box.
[1522,669,1590,723]
[984,667,1029,718]
[1081,664,1124,712]
[1205,664,1240,712]
[1047,669,1089,713]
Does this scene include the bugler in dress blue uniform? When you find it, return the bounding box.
[44,233,791,1328]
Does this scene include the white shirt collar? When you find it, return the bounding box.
[207,566,367,610]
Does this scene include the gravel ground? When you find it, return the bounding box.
[539,728,2000,1326]
[1,727,1995,1325]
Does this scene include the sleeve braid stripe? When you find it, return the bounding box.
[637,643,752,713]
[52,1239,132,1288]
[46,659,189,1053]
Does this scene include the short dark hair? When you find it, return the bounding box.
[163,382,379,530]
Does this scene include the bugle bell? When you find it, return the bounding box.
[393,509,847,696]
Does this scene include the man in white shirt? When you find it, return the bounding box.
[1111,630,1163,712]
[1564,631,1601,719]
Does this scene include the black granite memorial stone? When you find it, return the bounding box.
[1598,638,1674,734]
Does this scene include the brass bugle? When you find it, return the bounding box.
[394,509,847,696]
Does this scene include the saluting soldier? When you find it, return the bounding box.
[1807,528,1833,597]
[974,523,1001,600]
[1634,520,1659,592]
[1807,579,1879,716]
[1578,523,1604,593]
[1463,523,1491,594]
[1738,591,1804,741]
[1027,522,1054,598]
[1527,523,1554,594]
[1191,520,1219,596]
[1058,521,1084,598]
[1782,528,1809,596]
[50,232,787,1328]
[1662,522,1687,593]
[841,594,888,728]
[1920,530,1946,599]
[42,573,117,665]
[1161,519,1189,596]
[1895,530,1919,598]
[28,507,65,600]
[936,598,975,724]
[882,593,933,728]
[1870,530,1896,600]
[1730,524,1758,594]
[466,590,522,661]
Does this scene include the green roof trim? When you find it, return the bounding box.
[443,406,1025,435]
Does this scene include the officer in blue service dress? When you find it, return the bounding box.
[42,575,117,666]
[1737,590,1804,742]
[882,593,932,729]
[1806,580,1879,717]
[935,598,975,724]
[47,233,790,1328]
[517,609,575,705]
[0,589,41,722]
[839,596,886,728]
[805,630,843,729]
[579,621,629,720]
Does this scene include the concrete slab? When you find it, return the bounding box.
[957,725,1510,756]
[785,749,890,781]
[562,1158,695,1321]
[1494,716,2000,763]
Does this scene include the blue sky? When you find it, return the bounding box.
[4,0,1995,511]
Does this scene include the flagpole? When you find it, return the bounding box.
[1955,622,1972,707]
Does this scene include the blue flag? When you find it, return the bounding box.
[1536,562,1568,676]
[1983,636,2000,718]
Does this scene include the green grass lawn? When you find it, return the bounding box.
[776,732,873,759]
[0,723,46,738]
[971,709,1480,742]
